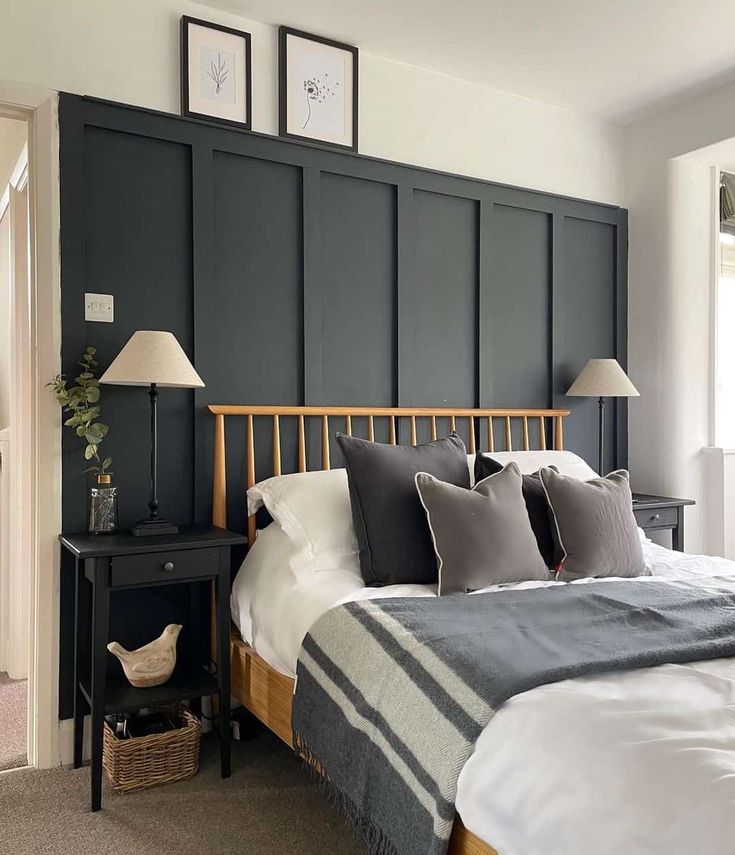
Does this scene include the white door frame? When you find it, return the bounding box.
[0,81,61,769]
[0,142,32,685]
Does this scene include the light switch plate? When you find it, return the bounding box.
[85,293,114,323]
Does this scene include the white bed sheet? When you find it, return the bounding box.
[230,522,434,677]
[231,531,735,854]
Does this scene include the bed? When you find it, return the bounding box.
[210,404,570,855]
[209,404,735,855]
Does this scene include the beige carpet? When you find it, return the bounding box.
[0,671,27,771]
[1,728,365,854]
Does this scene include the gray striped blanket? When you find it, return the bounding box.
[292,579,735,855]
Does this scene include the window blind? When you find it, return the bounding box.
[721,172,735,237]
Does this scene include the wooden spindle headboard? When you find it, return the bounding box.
[207,405,571,544]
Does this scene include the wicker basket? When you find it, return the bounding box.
[102,708,201,793]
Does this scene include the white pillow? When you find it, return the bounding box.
[247,468,360,578]
[480,450,598,480]
[230,522,297,644]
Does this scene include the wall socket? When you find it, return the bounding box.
[85,293,114,323]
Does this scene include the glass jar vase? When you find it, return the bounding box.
[89,474,118,534]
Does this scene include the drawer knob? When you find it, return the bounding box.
[651,513,661,522]
[162,561,175,572]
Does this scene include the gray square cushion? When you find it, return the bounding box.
[415,462,551,595]
[539,467,648,582]
[336,432,470,586]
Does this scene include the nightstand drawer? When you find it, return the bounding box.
[633,506,678,529]
[110,548,219,587]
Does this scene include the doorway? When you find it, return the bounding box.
[0,113,30,771]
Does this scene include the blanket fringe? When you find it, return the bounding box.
[294,732,401,855]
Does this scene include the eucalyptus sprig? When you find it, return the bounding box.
[48,346,113,476]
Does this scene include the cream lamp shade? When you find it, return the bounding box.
[100,331,204,389]
[566,358,638,476]
[100,330,204,536]
[566,359,639,398]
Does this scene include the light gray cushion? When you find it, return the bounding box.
[539,467,647,582]
[415,462,551,596]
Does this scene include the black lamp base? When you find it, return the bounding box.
[132,383,179,538]
[130,518,179,537]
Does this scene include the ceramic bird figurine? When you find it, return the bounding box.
[107,624,182,688]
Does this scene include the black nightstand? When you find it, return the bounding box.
[632,494,695,552]
[59,525,247,811]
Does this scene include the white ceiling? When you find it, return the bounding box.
[198,0,735,123]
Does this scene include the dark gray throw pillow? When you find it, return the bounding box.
[336,432,469,586]
[475,454,558,570]
[416,463,551,595]
[539,467,647,582]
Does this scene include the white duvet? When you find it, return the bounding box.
[231,530,735,855]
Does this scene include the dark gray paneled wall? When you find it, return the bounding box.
[58,94,628,716]
[488,206,550,408]
[320,174,397,406]
[413,191,479,408]
[62,125,195,530]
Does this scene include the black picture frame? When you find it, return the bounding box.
[278,26,359,152]
[181,16,252,131]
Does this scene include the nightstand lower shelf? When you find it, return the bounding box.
[79,669,218,715]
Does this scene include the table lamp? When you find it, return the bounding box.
[566,358,639,476]
[100,331,205,536]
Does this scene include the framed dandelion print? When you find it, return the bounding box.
[279,27,358,152]
[181,16,252,130]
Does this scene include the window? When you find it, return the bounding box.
[716,172,735,446]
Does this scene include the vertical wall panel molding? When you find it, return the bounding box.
[397,183,415,405]
[302,167,322,404]
[478,199,494,408]
[615,213,629,468]
[550,211,564,412]
[192,142,215,523]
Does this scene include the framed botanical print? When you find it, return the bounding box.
[181,16,252,130]
[278,27,358,152]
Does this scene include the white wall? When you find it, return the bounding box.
[623,78,735,553]
[0,0,622,204]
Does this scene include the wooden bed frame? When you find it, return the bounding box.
[209,404,571,855]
